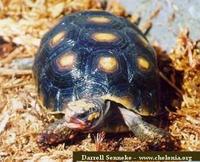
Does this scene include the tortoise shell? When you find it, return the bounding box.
[33,11,159,116]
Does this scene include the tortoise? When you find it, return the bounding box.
[33,10,168,147]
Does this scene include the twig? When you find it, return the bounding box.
[2,82,31,89]
[140,5,161,34]
[159,71,183,95]
[0,68,32,76]
[141,21,152,35]
[0,47,21,64]
[0,111,10,134]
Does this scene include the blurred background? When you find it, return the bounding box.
[118,0,200,51]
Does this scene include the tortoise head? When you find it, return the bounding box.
[64,98,111,131]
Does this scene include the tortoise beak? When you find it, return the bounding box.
[64,98,111,131]
[65,116,88,129]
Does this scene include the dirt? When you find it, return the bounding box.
[0,0,200,161]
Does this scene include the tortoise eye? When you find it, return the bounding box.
[137,56,150,71]
[56,52,76,71]
[91,32,119,43]
[87,16,111,24]
[98,56,118,73]
[50,31,66,47]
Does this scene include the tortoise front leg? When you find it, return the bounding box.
[118,107,169,142]
[37,119,77,149]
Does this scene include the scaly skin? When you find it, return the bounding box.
[118,107,169,142]
[37,100,170,149]
[37,98,109,149]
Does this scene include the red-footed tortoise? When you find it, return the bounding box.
[33,11,168,147]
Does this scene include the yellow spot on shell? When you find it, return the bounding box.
[50,31,65,47]
[88,16,110,24]
[101,95,134,109]
[98,56,118,73]
[56,52,76,70]
[91,32,118,42]
[137,56,150,71]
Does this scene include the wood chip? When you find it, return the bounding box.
[0,68,32,76]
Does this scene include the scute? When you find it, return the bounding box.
[97,56,119,73]
[73,11,123,29]
[79,28,128,50]
[50,31,66,47]
[33,11,159,116]
[55,52,76,71]
[87,16,111,24]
